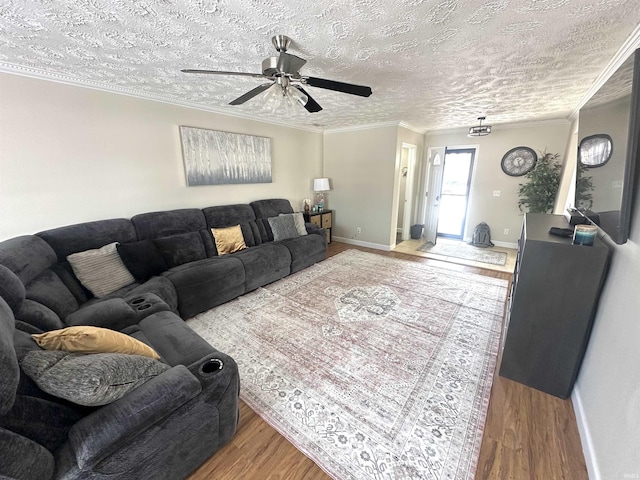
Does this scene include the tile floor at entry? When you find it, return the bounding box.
[393,237,518,274]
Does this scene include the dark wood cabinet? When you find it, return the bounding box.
[304,210,332,244]
[499,214,611,398]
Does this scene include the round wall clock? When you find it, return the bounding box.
[501,146,537,176]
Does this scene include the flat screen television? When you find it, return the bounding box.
[575,48,640,244]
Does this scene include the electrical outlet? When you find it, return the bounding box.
[493,190,501,197]
[503,228,509,235]
[356,227,362,234]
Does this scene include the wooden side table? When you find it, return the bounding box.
[304,210,332,244]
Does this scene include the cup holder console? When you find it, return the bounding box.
[199,358,224,376]
[126,293,170,319]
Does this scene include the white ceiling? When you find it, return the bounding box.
[1,1,639,132]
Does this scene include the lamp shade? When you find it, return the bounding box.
[313,178,330,191]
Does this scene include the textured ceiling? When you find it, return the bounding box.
[0,0,639,132]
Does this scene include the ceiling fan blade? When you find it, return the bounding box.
[229,83,273,105]
[294,86,322,113]
[181,69,265,79]
[303,76,372,97]
[277,52,307,74]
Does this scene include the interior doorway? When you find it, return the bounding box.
[437,148,476,239]
[395,143,417,243]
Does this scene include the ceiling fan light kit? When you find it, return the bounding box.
[468,116,492,137]
[182,35,372,113]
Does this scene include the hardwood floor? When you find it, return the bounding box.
[188,242,588,480]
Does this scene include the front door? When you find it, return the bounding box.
[437,148,475,239]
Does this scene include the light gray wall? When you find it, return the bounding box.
[574,185,640,479]
[323,124,424,249]
[425,122,572,244]
[0,73,323,240]
[323,125,399,247]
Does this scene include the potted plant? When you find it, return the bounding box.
[518,151,562,213]
[576,162,594,210]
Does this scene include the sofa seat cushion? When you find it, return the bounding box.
[164,257,245,319]
[21,350,170,407]
[232,245,292,292]
[276,234,327,273]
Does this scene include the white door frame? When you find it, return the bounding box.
[401,143,417,241]
[423,147,445,244]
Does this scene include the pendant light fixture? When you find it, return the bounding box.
[468,116,492,137]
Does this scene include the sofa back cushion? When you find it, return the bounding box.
[153,232,207,268]
[24,269,80,319]
[250,199,294,243]
[117,240,168,282]
[0,297,19,415]
[0,236,57,286]
[37,219,137,261]
[202,204,262,249]
[131,209,207,240]
[0,265,26,313]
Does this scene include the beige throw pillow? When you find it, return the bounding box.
[211,225,247,255]
[32,326,160,359]
[279,212,308,236]
[67,242,135,298]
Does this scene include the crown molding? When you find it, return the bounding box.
[425,117,570,136]
[0,63,324,134]
[324,120,417,134]
[569,23,640,119]
[398,122,427,135]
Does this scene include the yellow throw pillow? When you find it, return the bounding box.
[211,225,247,255]
[32,326,160,360]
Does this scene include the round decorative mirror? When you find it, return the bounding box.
[579,134,613,167]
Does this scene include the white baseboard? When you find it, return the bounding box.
[572,386,600,480]
[333,237,392,251]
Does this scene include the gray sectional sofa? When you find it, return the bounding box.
[0,198,327,479]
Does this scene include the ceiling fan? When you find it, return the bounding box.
[181,35,373,113]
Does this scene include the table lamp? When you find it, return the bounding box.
[313,178,330,211]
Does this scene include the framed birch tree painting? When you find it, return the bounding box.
[179,126,272,185]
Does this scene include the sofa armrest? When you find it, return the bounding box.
[65,298,137,331]
[188,351,239,393]
[67,365,201,469]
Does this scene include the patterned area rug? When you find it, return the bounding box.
[416,241,507,266]
[187,250,508,479]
